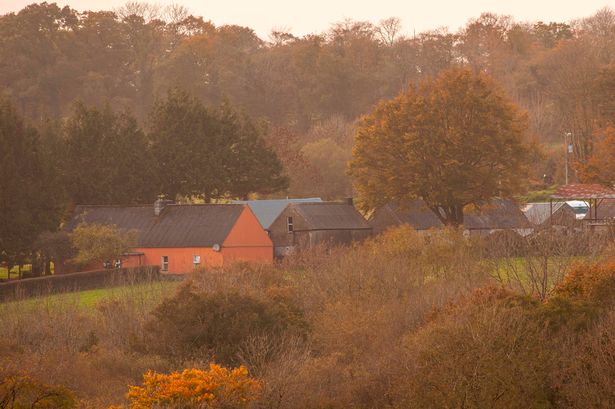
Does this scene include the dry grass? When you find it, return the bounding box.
[2,227,615,408]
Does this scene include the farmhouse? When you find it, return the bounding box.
[267,201,372,257]
[65,199,273,273]
[369,199,532,236]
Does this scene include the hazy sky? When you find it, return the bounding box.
[0,0,611,38]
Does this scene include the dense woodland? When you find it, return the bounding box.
[4,2,615,190]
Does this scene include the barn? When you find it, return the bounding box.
[65,199,273,273]
[369,198,532,236]
[523,202,578,228]
[267,201,372,257]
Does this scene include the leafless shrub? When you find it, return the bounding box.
[555,308,615,408]
[489,228,609,300]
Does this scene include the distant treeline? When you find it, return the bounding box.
[3,4,615,183]
[2,4,615,135]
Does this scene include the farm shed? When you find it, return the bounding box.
[523,202,578,227]
[550,184,615,232]
[65,199,273,273]
[268,201,372,257]
[464,199,533,236]
[369,199,532,236]
[368,200,442,235]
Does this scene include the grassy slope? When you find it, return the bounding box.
[1,280,180,311]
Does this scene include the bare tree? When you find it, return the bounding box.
[376,17,402,46]
[489,227,606,301]
[115,2,162,22]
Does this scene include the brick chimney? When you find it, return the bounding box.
[154,197,174,216]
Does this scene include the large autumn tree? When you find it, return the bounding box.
[350,68,530,225]
[577,126,615,186]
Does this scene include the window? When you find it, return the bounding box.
[161,256,169,272]
[287,216,294,233]
[193,255,201,267]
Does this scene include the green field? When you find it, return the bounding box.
[0,280,181,311]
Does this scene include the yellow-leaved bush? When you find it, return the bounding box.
[116,364,261,409]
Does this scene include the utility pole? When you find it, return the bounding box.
[565,132,572,185]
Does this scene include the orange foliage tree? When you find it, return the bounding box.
[118,364,261,409]
[350,67,530,226]
[577,125,615,186]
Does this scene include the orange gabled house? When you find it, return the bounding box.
[65,200,273,273]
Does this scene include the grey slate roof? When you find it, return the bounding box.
[464,199,532,230]
[378,199,530,230]
[66,204,244,247]
[233,198,322,229]
[291,202,371,231]
[384,200,443,230]
[523,202,570,225]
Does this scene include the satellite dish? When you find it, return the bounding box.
[212,243,221,252]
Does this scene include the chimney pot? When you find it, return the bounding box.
[154,198,173,216]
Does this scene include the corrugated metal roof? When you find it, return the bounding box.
[66,204,244,247]
[291,202,371,231]
[551,184,615,199]
[233,198,322,229]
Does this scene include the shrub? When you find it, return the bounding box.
[70,223,137,269]
[395,287,556,409]
[555,309,615,408]
[0,375,76,408]
[145,284,309,364]
[555,258,615,305]
[119,364,261,409]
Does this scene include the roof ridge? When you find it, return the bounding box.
[74,204,150,208]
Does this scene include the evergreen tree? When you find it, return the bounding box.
[61,101,157,204]
[0,98,63,268]
[148,90,287,200]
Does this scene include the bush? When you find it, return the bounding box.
[395,287,556,409]
[555,258,615,306]
[118,364,261,409]
[145,284,309,365]
[0,375,76,408]
[70,223,137,269]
